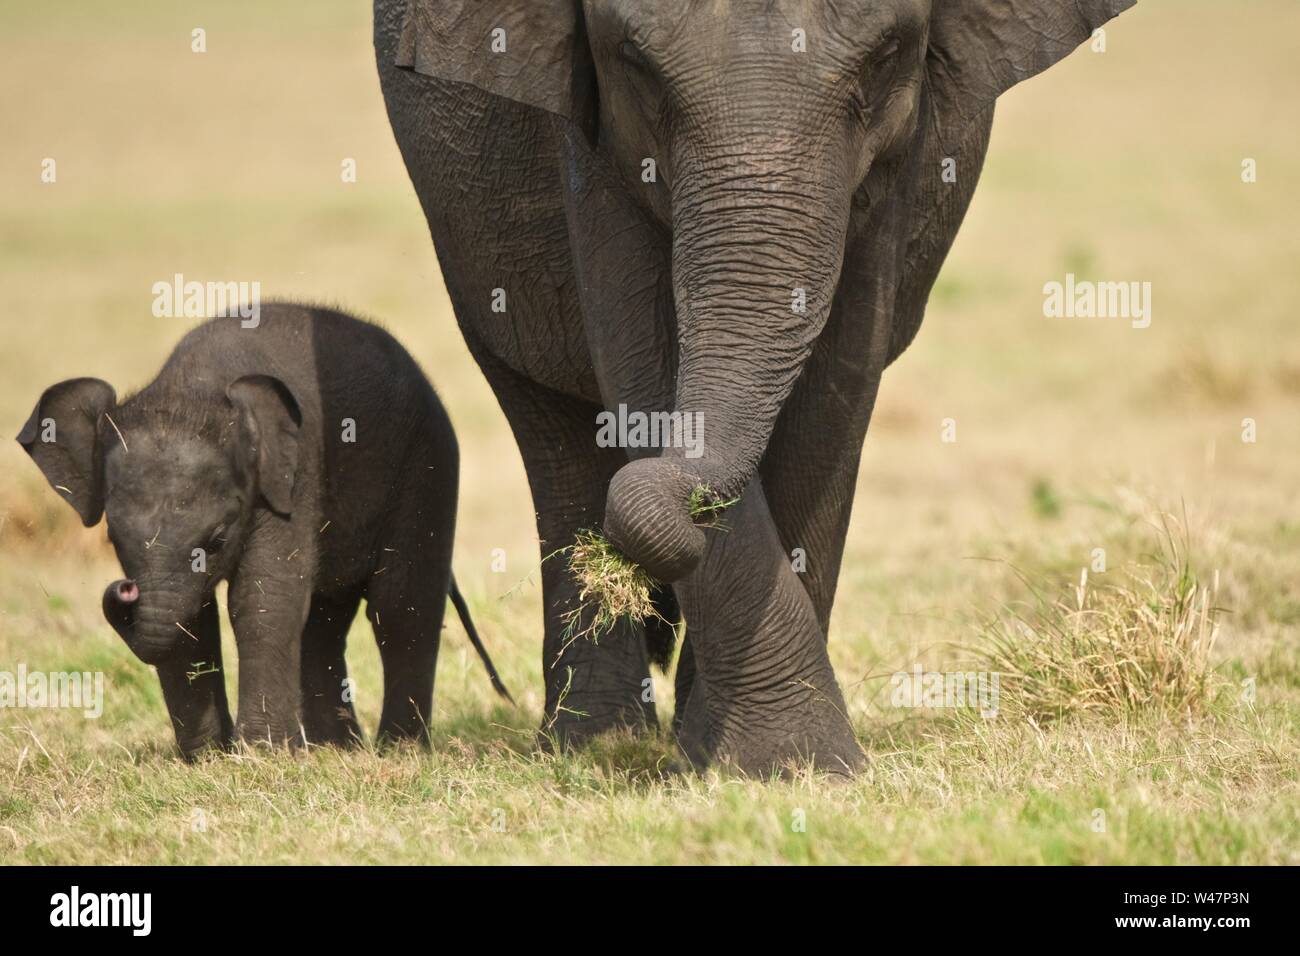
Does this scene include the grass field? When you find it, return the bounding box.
[0,0,1296,864]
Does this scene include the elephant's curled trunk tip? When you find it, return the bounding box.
[602,458,713,583]
[557,462,740,642]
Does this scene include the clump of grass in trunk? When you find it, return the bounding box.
[973,514,1224,722]
[556,484,739,644]
[686,484,741,530]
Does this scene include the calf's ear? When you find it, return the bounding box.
[227,375,302,516]
[16,378,117,526]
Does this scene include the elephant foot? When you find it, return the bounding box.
[675,673,864,778]
[235,718,305,750]
[540,622,659,751]
[168,703,233,761]
[304,718,365,750]
[176,733,233,763]
[678,718,864,778]
[539,690,657,752]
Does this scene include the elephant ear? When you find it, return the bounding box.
[227,375,302,517]
[395,0,592,121]
[927,0,1136,142]
[16,378,117,527]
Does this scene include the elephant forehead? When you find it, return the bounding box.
[589,0,925,51]
[104,433,235,509]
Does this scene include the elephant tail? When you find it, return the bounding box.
[450,574,515,704]
[642,584,681,671]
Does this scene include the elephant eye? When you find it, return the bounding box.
[618,39,650,72]
[867,37,902,82]
[856,35,905,118]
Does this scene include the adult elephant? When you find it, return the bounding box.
[374,0,1134,775]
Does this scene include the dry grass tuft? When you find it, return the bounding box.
[559,529,664,643]
[974,515,1224,722]
[556,485,738,643]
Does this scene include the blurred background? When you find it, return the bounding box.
[0,0,1296,826]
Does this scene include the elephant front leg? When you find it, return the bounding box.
[470,349,658,748]
[674,480,864,777]
[538,550,659,746]
[227,550,311,747]
[155,599,234,759]
[301,588,365,747]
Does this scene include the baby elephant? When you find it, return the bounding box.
[19,303,510,758]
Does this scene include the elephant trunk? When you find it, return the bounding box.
[103,578,189,666]
[604,150,851,582]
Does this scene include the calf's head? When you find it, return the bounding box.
[18,375,301,664]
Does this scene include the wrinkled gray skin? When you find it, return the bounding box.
[18,304,477,758]
[376,0,1134,774]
